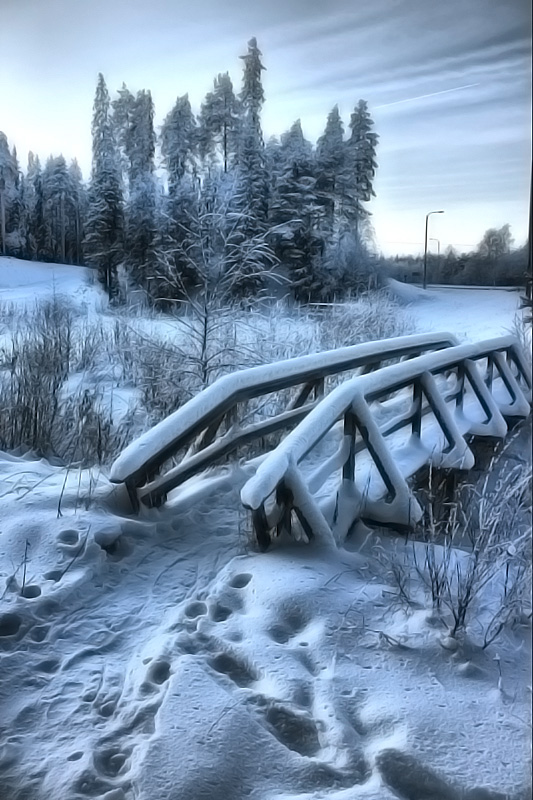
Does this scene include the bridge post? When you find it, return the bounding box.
[411,381,423,437]
[342,412,357,482]
[275,481,294,538]
[251,505,272,552]
[125,480,140,513]
[314,378,325,399]
[485,355,494,391]
[455,364,465,411]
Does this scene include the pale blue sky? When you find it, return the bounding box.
[1,0,531,254]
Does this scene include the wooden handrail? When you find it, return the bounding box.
[241,335,531,549]
[110,332,459,508]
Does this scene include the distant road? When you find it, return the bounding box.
[426,284,521,292]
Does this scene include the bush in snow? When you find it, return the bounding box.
[380,451,532,648]
[317,289,415,351]
[0,296,129,465]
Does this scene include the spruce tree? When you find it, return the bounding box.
[269,120,323,301]
[224,38,271,298]
[346,99,378,238]
[161,94,198,191]
[239,37,265,143]
[113,87,158,289]
[0,132,20,255]
[84,73,124,299]
[315,105,345,239]
[42,155,72,262]
[7,146,24,254]
[160,94,201,296]
[40,155,85,264]
[198,73,240,173]
[26,152,46,260]
[225,115,270,298]
[68,159,86,264]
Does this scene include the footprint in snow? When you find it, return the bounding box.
[57,528,79,546]
[209,602,232,622]
[208,651,259,687]
[228,572,252,589]
[184,601,208,619]
[0,612,22,638]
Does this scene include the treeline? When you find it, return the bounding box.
[390,224,528,287]
[0,38,379,304]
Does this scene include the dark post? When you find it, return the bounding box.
[423,210,444,289]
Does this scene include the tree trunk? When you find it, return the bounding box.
[60,191,66,262]
[0,188,6,256]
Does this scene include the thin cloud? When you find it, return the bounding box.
[375,84,481,109]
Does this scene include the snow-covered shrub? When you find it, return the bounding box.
[0,298,130,465]
[58,388,133,466]
[317,289,415,351]
[0,297,73,453]
[173,300,245,389]
[135,335,190,424]
[381,454,532,648]
[0,299,17,334]
[75,319,110,372]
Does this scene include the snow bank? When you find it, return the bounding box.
[0,256,101,312]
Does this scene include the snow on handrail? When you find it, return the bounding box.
[110,332,458,488]
[240,335,531,549]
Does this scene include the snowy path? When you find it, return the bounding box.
[0,451,530,800]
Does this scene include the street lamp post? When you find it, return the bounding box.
[423,211,444,289]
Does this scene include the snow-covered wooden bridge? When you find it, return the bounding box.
[109,333,531,549]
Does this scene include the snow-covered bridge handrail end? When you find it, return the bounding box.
[240,335,532,551]
[109,332,459,511]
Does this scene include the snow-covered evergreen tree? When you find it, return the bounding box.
[39,155,85,264]
[24,152,46,260]
[42,155,72,262]
[113,87,158,289]
[269,120,324,301]
[68,159,86,265]
[225,117,271,297]
[111,83,136,178]
[161,94,198,192]
[198,73,241,173]
[84,73,124,299]
[157,94,203,296]
[346,99,378,238]
[0,132,20,255]
[224,37,271,298]
[315,105,345,239]
[239,37,265,142]
[7,146,25,254]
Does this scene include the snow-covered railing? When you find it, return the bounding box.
[240,335,532,550]
[109,333,459,510]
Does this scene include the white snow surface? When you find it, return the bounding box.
[0,263,531,800]
[0,257,99,310]
[387,278,524,341]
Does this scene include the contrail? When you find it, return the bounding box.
[375,83,480,109]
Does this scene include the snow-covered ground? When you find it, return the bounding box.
[387,279,525,342]
[0,259,531,800]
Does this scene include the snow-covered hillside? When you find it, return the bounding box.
[0,259,530,800]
